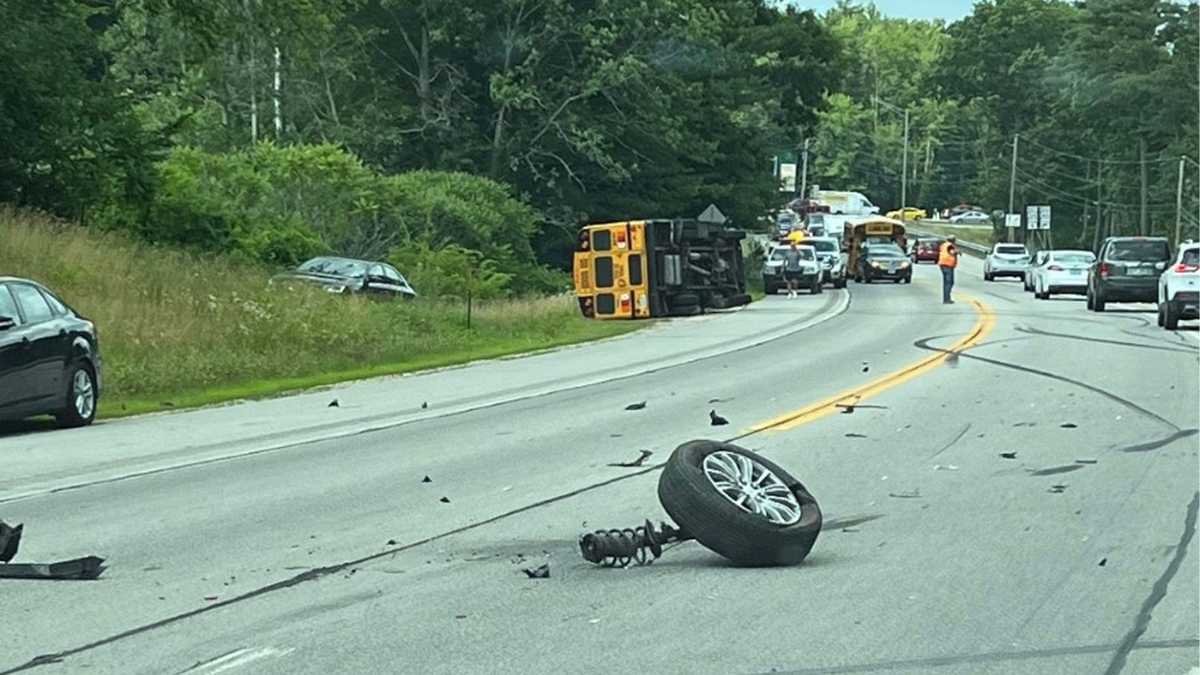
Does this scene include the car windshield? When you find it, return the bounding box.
[806,240,838,252]
[996,245,1027,256]
[867,248,905,259]
[297,258,368,277]
[1109,240,1171,262]
[773,248,813,261]
[1052,253,1095,264]
[1183,249,1199,265]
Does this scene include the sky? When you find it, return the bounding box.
[794,0,976,21]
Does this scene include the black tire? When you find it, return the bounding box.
[657,440,822,566]
[1164,300,1180,330]
[55,362,97,429]
[1093,290,1106,312]
[710,293,751,309]
[903,274,912,284]
[1086,291,1094,310]
[671,304,702,317]
[672,292,700,307]
[811,279,822,294]
[834,277,846,289]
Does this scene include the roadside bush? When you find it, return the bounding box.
[110,144,546,277]
[389,242,513,300]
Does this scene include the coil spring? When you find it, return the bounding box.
[578,519,684,567]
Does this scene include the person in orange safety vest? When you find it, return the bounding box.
[938,236,960,304]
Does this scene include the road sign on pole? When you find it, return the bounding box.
[1005,213,1021,229]
[1038,205,1051,230]
[1026,206,1038,230]
[779,163,797,192]
[698,204,728,225]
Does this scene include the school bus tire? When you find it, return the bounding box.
[657,440,822,566]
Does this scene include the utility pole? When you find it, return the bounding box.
[1177,155,1186,246]
[1094,157,1103,252]
[273,45,282,137]
[799,137,810,203]
[1139,137,1149,235]
[1008,134,1019,243]
[900,109,909,219]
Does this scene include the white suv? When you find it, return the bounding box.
[1157,242,1200,330]
[984,243,1031,281]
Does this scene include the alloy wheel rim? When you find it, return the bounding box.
[73,370,94,419]
[702,451,802,526]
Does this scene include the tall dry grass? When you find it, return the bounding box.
[0,206,631,408]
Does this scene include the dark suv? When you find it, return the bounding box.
[0,278,102,427]
[1087,237,1172,312]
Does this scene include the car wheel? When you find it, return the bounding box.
[1086,290,1094,310]
[657,440,822,566]
[903,274,912,284]
[1093,292,1106,312]
[1164,300,1180,330]
[811,279,822,295]
[1157,302,1166,327]
[55,363,97,429]
[834,277,846,289]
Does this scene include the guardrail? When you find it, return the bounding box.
[907,226,991,259]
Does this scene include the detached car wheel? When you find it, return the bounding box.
[657,440,822,566]
[56,363,97,428]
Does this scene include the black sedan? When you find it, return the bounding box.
[858,245,912,283]
[274,257,417,299]
[0,277,101,427]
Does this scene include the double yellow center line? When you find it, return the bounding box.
[749,297,996,434]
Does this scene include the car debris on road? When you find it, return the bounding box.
[709,410,729,426]
[625,401,647,411]
[608,450,653,468]
[522,563,550,579]
[0,521,106,581]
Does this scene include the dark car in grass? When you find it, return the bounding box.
[0,277,101,427]
[275,257,417,299]
[1087,237,1172,312]
[857,244,912,283]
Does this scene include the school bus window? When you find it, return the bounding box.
[595,293,616,314]
[594,256,614,287]
[592,229,612,251]
[628,254,643,285]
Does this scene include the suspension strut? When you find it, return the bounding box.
[578,519,691,567]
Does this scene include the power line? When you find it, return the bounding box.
[1020,136,1179,166]
[1015,168,1177,210]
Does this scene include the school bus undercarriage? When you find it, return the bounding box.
[573,219,750,319]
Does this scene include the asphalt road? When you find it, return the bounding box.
[2,258,1198,675]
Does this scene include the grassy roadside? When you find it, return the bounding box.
[1,207,641,418]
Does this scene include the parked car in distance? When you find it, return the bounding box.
[1024,250,1050,291]
[984,243,1030,281]
[857,244,912,283]
[886,207,927,221]
[275,257,417,299]
[1032,250,1096,299]
[911,237,943,264]
[0,277,101,427]
[763,244,822,295]
[950,210,991,225]
[1157,242,1200,329]
[1087,237,1173,312]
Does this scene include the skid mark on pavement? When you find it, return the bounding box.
[1116,428,1200,453]
[1015,325,1198,355]
[745,297,994,435]
[912,338,1180,432]
[1103,492,1200,675]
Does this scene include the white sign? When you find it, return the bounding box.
[1005,213,1021,229]
[1026,204,1051,230]
[779,163,797,192]
[698,204,728,225]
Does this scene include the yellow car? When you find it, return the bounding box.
[885,207,927,221]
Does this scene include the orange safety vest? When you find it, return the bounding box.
[938,242,958,268]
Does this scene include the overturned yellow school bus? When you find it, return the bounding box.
[572,219,750,319]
